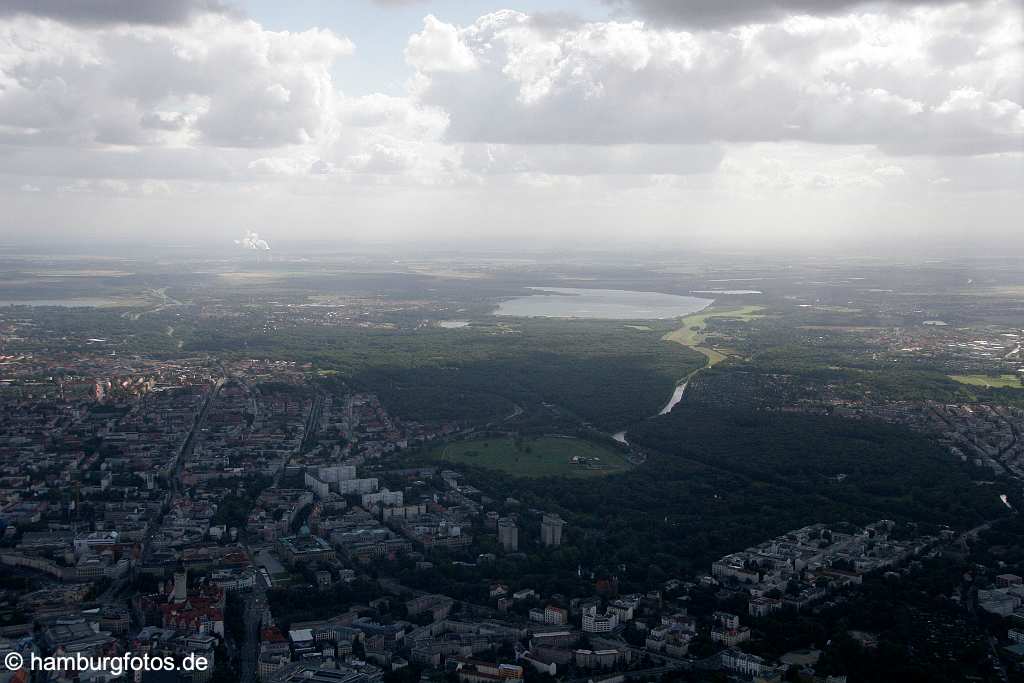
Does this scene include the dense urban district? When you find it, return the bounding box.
[1,249,1023,683]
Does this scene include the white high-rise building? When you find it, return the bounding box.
[541,514,565,547]
[498,517,518,552]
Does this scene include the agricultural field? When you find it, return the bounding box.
[430,436,632,478]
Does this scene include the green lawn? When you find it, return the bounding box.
[950,374,1023,389]
[431,436,632,478]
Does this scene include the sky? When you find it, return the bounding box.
[0,0,1021,253]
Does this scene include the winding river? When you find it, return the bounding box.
[612,380,690,446]
[659,382,688,415]
[489,286,713,449]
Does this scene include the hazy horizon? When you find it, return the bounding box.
[1,235,1023,260]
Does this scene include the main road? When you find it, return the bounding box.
[240,571,270,682]
[171,377,224,496]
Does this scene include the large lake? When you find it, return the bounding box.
[0,298,120,307]
[494,287,712,320]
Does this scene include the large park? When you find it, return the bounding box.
[430,435,632,478]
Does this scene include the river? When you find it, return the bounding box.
[658,382,687,416]
[612,381,688,446]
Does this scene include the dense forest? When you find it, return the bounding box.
[434,406,1008,581]
[186,319,707,430]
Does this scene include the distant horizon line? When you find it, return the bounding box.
[0,238,1020,260]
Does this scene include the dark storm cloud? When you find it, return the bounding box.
[609,0,966,27]
[0,0,228,25]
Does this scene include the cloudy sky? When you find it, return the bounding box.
[0,0,1020,252]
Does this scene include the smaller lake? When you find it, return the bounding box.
[495,287,712,320]
[691,289,762,295]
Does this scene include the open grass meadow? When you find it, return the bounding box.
[663,305,766,366]
[950,374,1023,389]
